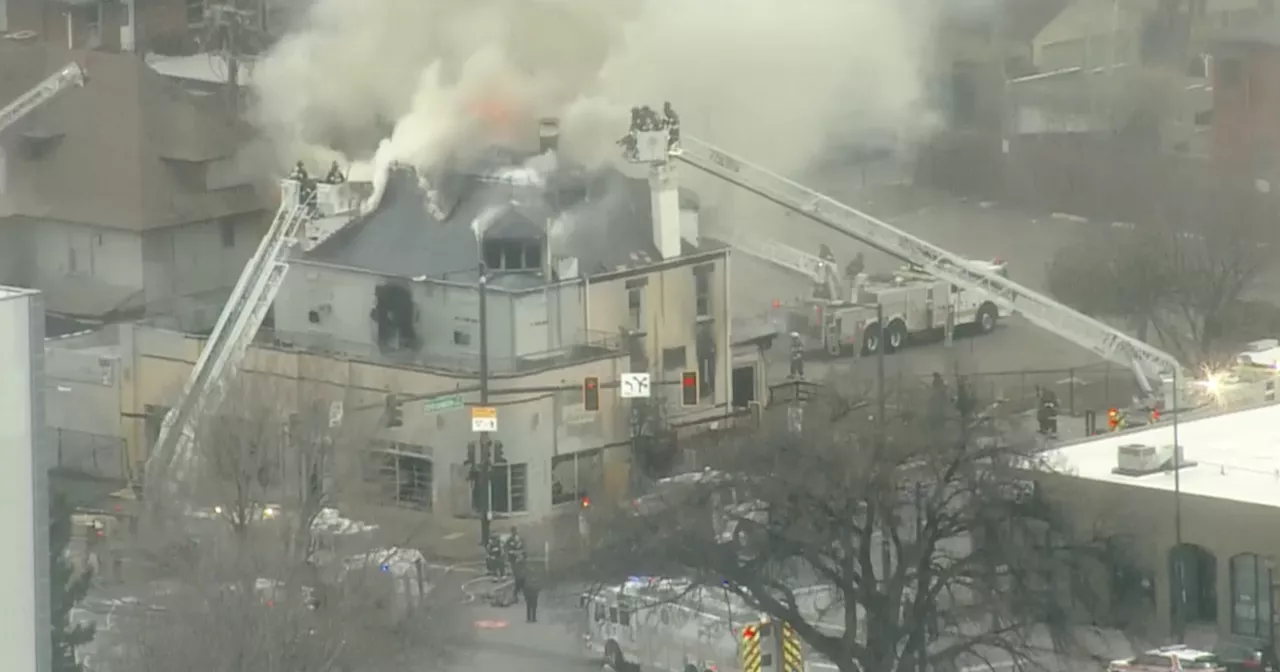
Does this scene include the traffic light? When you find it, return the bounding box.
[385,394,403,428]
[580,495,591,509]
[493,440,506,463]
[1107,407,1120,432]
[681,370,699,407]
[583,376,600,411]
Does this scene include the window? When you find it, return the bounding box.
[453,329,472,346]
[625,277,648,331]
[481,463,527,514]
[187,0,206,26]
[661,346,686,371]
[1230,553,1273,637]
[625,333,649,373]
[696,321,717,398]
[219,219,235,248]
[693,264,713,318]
[84,4,102,46]
[1219,57,1244,89]
[551,449,603,505]
[365,446,433,510]
[628,288,643,331]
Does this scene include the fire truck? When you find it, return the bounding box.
[716,229,1008,356]
[583,576,847,672]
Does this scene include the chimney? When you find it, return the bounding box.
[538,118,561,154]
[649,163,682,260]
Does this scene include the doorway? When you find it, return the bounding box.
[732,365,756,408]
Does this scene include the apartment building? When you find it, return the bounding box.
[0,41,272,318]
[42,124,776,522]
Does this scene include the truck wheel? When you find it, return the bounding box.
[975,303,998,334]
[606,641,625,672]
[886,320,907,352]
[862,325,882,356]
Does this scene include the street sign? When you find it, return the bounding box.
[328,401,344,428]
[470,406,497,433]
[426,394,465,413]
[620,372,651,398]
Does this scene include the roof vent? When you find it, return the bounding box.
[1113,443,1195,476]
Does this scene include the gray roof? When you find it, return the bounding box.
[306,153,701,280]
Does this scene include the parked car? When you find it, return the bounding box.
[1108,645,1227,672]
[1214,640,1279,672]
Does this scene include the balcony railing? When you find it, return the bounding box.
[261,328,622,376]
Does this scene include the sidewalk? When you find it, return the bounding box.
[347,504,585,566]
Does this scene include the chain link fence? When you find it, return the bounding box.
[51,428,127,480]
[915,362,1143,417]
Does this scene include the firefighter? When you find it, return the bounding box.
[818,243,836,263]
[288,161,308,182]
[524,571,541,623]
[663,101,680,150]
[485,535,506,578]
[504,526,527,572]
[929,373,948,428]
[845,252,865,280]
[323,161,345,184]
[789,332,805,379]
[1036,386,1059,437]
[617,132,637,160]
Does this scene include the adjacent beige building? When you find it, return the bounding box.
[1031,403,1280,647]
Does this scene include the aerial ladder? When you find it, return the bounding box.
[142,183,316,519]
[0,62,87,135]
[625,125,1187,406]
[711,227,847,302]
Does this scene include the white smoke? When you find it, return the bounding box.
[252,0,941,190]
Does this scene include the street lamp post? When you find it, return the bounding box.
[1172,370,1185,642]
[477,265,493,547]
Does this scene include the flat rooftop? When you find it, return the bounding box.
[1043,403,1280,509]
[0,285,38,299]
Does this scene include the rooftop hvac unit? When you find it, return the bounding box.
[1114,442,1186,475]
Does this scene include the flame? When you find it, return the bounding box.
[469,98,515,130]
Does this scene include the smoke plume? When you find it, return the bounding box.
[252,0,940,185]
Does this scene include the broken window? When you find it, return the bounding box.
[694,264,713,318]
[372,283,418,353]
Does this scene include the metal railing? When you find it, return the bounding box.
[261,327,623,376]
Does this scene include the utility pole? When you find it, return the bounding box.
[876,303,887,428]
[477,264,493,547]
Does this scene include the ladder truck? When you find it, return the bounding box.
[622,123,1187,407]
[713,226,1011,356]
[142,181,316,522]
[0,62,87,135]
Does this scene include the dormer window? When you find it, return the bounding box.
[482,207,545,272]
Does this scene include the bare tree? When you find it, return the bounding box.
[1047,182,1277,366]
[105,543,470,672]
[113,376,471,671]
[570,385,1125,672]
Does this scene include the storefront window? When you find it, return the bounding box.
[551,449,603,505]
[472,463,528,514]
[1231,553,1273,638]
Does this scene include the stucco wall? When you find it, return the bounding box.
[1037,470,1280,641]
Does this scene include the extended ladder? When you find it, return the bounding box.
[711,227,844,300]
[0,63,86,135]
[669,135,1184,397]
[144,192,315,506]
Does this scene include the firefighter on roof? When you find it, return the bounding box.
[789,332,805,379]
